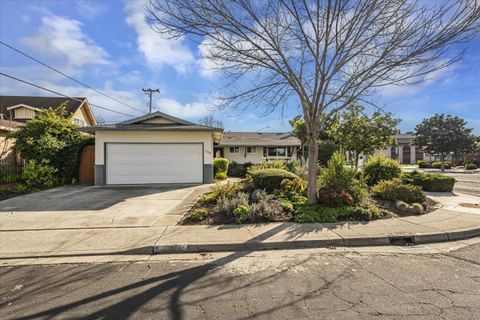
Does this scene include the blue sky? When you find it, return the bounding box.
[0,0,479,134]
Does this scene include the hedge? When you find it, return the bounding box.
[465,163,477,170]
[417,160,431,168]
[432,161,452,169]
[250,169,299,191]
[372,179,425,204]
[401,171,455,192]
[213,158,229,179]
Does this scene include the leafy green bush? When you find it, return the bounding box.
[432,161,452,169]
[277,178,306,200]
[233,205,250,223]
[417,160,431,168]
[211,181,242,200]
[198,192,216,204]
[191,208,208,221]
[318,151,367,203]
[317,187,353,207]
[294,203,387,223]
[213,158,229,177]
[401,171,455,192]
[465,163,477,170]
[11,106,90,183]
[362,156,401,186]
[372,179,425,203]
[22,159,58,190]
[214,172,228,180]
[250,169,299,191]
[247,160,289,174]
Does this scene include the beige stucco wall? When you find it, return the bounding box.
[94,130,214,165]
[0,131,16,161]
[72,105,95,126]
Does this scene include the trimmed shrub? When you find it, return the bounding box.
[213,157,229,177]
[362,156,402,186]
[317,186,353,207]
[411,203,424,214]
[401,171,455,192]
[250,169,299,191]
[417,160,431,168]
[318,151,367,203]
[395,200,410,211]
[432,161,452,169]
[22,159,58,190]
[465,163,477,170]
[372,179,425,204]
[247,160,286,174]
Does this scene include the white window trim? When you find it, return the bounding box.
[229,146,240,153]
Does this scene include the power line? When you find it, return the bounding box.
[0,40,144,115]
[0,72,136,117]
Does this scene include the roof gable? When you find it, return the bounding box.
[0,96,86,115]
[119,111,195,126]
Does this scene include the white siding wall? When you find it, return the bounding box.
[222,146,297,164]
[95,130,214,165]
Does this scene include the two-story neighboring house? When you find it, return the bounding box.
[0,96,97,127]
[0,96,97,163]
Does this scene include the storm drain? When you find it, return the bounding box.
[388,236,415,246]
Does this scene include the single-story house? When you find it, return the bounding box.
[80,111,223,185]
[0,95,97,127]
[216,132,301,164]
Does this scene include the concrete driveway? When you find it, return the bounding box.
[0,184,209,231]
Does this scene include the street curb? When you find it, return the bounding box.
[153,227,480,254]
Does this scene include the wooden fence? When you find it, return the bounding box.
[0,160,24,184]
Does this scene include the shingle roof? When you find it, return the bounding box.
[219,132,301,147]
[0,96,86,116]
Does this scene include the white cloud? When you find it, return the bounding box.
[23,15,108,67]
[155,97,217,119]
[124,0,194,73]
[76,1,106,19]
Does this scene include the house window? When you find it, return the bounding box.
[73,118,85,127]
[229,146,240,153]
[247,146,256,153]
[263,147,294,158]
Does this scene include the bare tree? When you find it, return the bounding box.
[148,0,480,203]
[198,115,224,128]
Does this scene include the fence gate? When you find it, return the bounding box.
[78,145,95,184]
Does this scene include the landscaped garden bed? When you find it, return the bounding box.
[180,154,446,225]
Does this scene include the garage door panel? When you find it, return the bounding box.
[106,143,203,184]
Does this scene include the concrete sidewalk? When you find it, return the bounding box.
[1,192,479,261]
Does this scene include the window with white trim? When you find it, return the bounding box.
[263,147,295,157]
[229,146,240,153]
[73,118,85,127]
[246,146,256,153]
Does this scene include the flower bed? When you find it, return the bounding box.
[180,155,441,225]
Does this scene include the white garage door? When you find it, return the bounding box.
[106,143,203,184]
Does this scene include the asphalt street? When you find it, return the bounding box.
[1,240,480,319]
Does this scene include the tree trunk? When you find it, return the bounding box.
[441,154,445,172]
[354,152,360,170]
[307,137,319,204]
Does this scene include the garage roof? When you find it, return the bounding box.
[79,111,223,133]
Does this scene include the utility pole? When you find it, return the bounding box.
[142,88,160,114]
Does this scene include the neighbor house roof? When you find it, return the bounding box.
[0,96,87,115]
[79,111,223,133]
[219,132,301,147]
